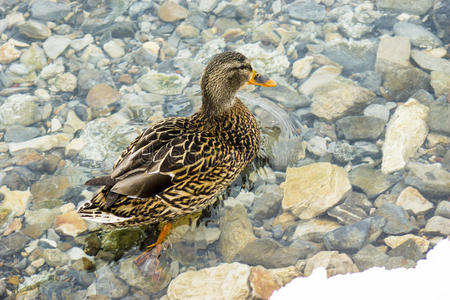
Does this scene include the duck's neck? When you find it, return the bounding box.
[200,79,238,117]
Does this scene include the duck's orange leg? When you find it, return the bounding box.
[134,223,172,266]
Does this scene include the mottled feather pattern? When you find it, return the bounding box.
[78,99,259,226]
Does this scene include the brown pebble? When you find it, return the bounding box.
[118,74,134,85]
[86,83,120,108]
[8,275,20,285]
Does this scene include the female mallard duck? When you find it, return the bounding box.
[77,51,276,260]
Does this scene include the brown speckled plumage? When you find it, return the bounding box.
[77,52,271,227]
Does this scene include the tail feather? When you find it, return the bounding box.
[85,176,116,186]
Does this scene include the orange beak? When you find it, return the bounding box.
[248,70,277,87]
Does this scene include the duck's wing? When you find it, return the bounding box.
[108,131,225,200]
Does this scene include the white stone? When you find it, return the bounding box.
[381,99,429,174]
[299,65,342,96]
[306,136,328,157]
[40,63,64,80]
[430,71,450,97]
[199,0,218,12]
[43,35,71,59]
[8,133,72,153]
[66,247,89,261]
[51,118,62,131]
[0,186,32,216]
[167,263,251,300]
[34,88,51,101]
[70,34,93,51]
[236,43,290,75]
[411,50,450,73]
[304,251,358,277]
[375,35,411,71]
[63,110,85,133]
[0,94,40,127]
[396,186,433,215]
[292,56,313,79]
[363,104,390,122]
[223,190,255,208]
[292,219,341,241]
[65,138,86,157]
[424,216,450,235]
[103,39,125,58]
[142,41,160,56]
[54,72,77,92]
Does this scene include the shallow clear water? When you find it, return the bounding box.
[0,0,449,299]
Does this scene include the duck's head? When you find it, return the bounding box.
[200,51,276,116]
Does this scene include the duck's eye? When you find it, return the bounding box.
[239,65,246,70]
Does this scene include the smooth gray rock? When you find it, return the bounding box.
[96,265,129,298]
[405,162,450,197]
[252,184,283,220]
[5,125,41,142]
[336,116,385,141]
[238,238,319,268]
[432,0,450,43]
[435,201,450,218]
[31,0,71,21]
[287,1,326,21]
[427,102,450,135]
[394,21,442,48]
[323,218,380,253]
[374,203,416,234]
[322,42,377,75]
[349,165,399,199]
[377,0,433,15]
[0,232,31,257]
[364,104,391,122]
[352,71,383,93]
[388,239,425,262]
[353,244,389,271]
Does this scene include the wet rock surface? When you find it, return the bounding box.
[0,0,448,298]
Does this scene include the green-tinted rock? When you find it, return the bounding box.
[388,239,424,262]
[0,207,12,227]
[137,72,189,95]
[349,165,398,199]
[20,43,47,70]
[101,228,143,252]
[84,233,101,256]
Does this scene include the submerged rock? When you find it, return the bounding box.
[0,94,41,127]
[353,244,389,271]
[167,263,251,300]
[0,186,32,217]
[381,99,429,174]
[349,165,398,199]
[336,116,385,141]
[424,216,450,235]
[393,21,442,48]
[405,162,450,197]
[138,72,190,95]
[238,238,318,268]
[374,203,416,235]
[304,251,358,277]
[395,186,433,215]
[281,163,351,219]
[218,204,255,261]
[311,80,375,122]
[384,234,430,253]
